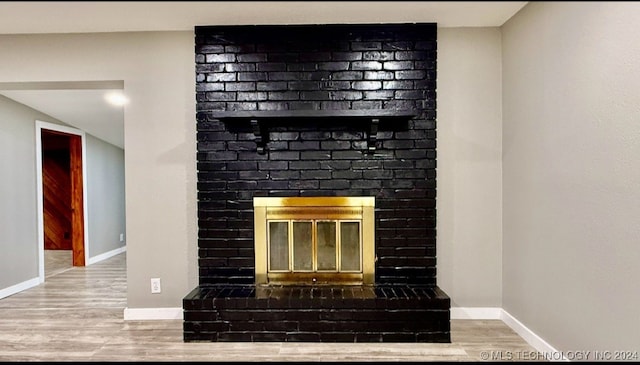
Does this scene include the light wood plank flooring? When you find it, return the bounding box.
[44,249,73,278]
[0,252,541,361]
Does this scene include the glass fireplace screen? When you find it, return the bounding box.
[268,220,361,272]
[254,197,375,285]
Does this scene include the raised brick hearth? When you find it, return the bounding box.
[184,22,450,342]
[184,285,449,342]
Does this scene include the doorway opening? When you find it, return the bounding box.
[36,121,88,282]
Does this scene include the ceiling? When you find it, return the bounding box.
[0,1,527,150]
[1,89,125,149]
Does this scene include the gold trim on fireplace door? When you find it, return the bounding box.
[254,197,375,285]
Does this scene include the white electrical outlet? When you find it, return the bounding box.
[119,233,125,242]
[150,278,161,294]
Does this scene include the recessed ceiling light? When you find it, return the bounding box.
[104,91,129,106]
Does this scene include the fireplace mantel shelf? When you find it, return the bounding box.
[211,109,417,154]
[210,109,417,119]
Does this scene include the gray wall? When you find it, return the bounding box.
[0,31,198,308]
[86,134,126,258]
[0,94,126,294]
[0,30,505,310]
[0,94,41,289]
[438,27,503,307]
[502,2,640,351]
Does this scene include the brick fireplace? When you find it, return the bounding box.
[183,23,451,342]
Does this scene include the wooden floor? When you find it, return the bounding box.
[44,249,74,278]
[0,252,542,362]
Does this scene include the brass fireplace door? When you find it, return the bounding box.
[253,197,375,285]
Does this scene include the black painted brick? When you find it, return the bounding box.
[194,23,439,294]
[183,284,450,342]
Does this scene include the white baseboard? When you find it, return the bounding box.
[123,307,183,320]
[0,277,40,300]
[452,307,565,361]
[86,246,126,266]
[451,307,502,319]
[500,309,568,361]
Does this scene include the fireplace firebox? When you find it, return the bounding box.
[254,196,375,286]
[183,22,451,343]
